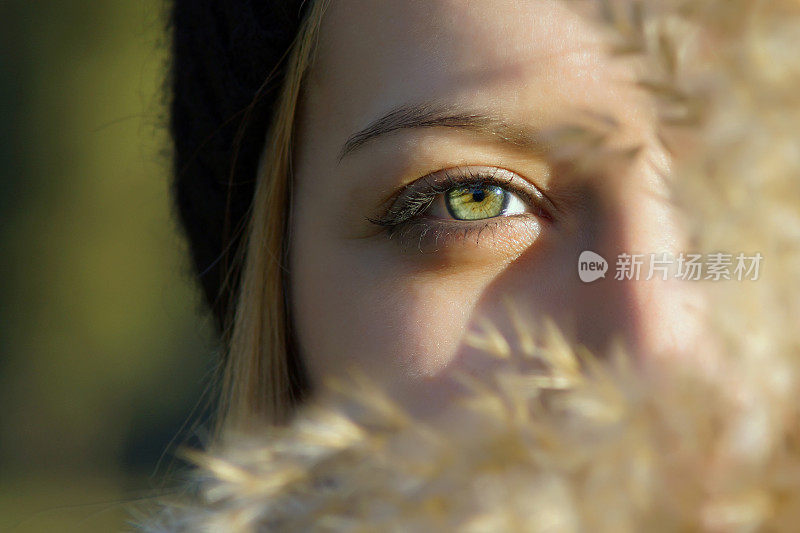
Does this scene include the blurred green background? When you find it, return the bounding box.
[1,2,216,530]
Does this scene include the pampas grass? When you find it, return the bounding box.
[139,1,800,531]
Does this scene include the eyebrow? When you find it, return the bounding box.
[338,103,545,161]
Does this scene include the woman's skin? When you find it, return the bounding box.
[289,0,703,411]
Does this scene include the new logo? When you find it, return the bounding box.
[578,251,608,283]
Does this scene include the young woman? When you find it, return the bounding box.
[158,1,799,529]
[172,0,700,429]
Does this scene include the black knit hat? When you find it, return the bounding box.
[169,0,309,333]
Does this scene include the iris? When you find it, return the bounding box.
[445,185,507,220]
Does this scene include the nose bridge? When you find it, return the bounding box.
[573,176,692,359]
[573,200,643,355]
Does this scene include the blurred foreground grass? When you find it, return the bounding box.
[0,2,215,530]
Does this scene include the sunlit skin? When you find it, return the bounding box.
[289,0,704,412]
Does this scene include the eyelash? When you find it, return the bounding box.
[368,166,553,248]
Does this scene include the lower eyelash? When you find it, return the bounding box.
[386,215,537,253]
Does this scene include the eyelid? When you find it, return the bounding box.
[371,166,557,227]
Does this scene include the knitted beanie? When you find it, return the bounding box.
[169,0,308,332]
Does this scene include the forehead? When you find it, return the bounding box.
[304,0,648,142]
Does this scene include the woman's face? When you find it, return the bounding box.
[290,0,701,409]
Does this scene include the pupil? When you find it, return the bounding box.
[471,188,486,202]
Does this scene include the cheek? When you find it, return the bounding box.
[290,231,490,387]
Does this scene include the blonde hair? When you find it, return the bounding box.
[218,0,328,431]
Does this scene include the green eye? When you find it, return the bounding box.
[445,185,509,220]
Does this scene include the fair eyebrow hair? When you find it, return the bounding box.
[338,103,546,161]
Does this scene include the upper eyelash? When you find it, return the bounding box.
[368,167,548,230]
